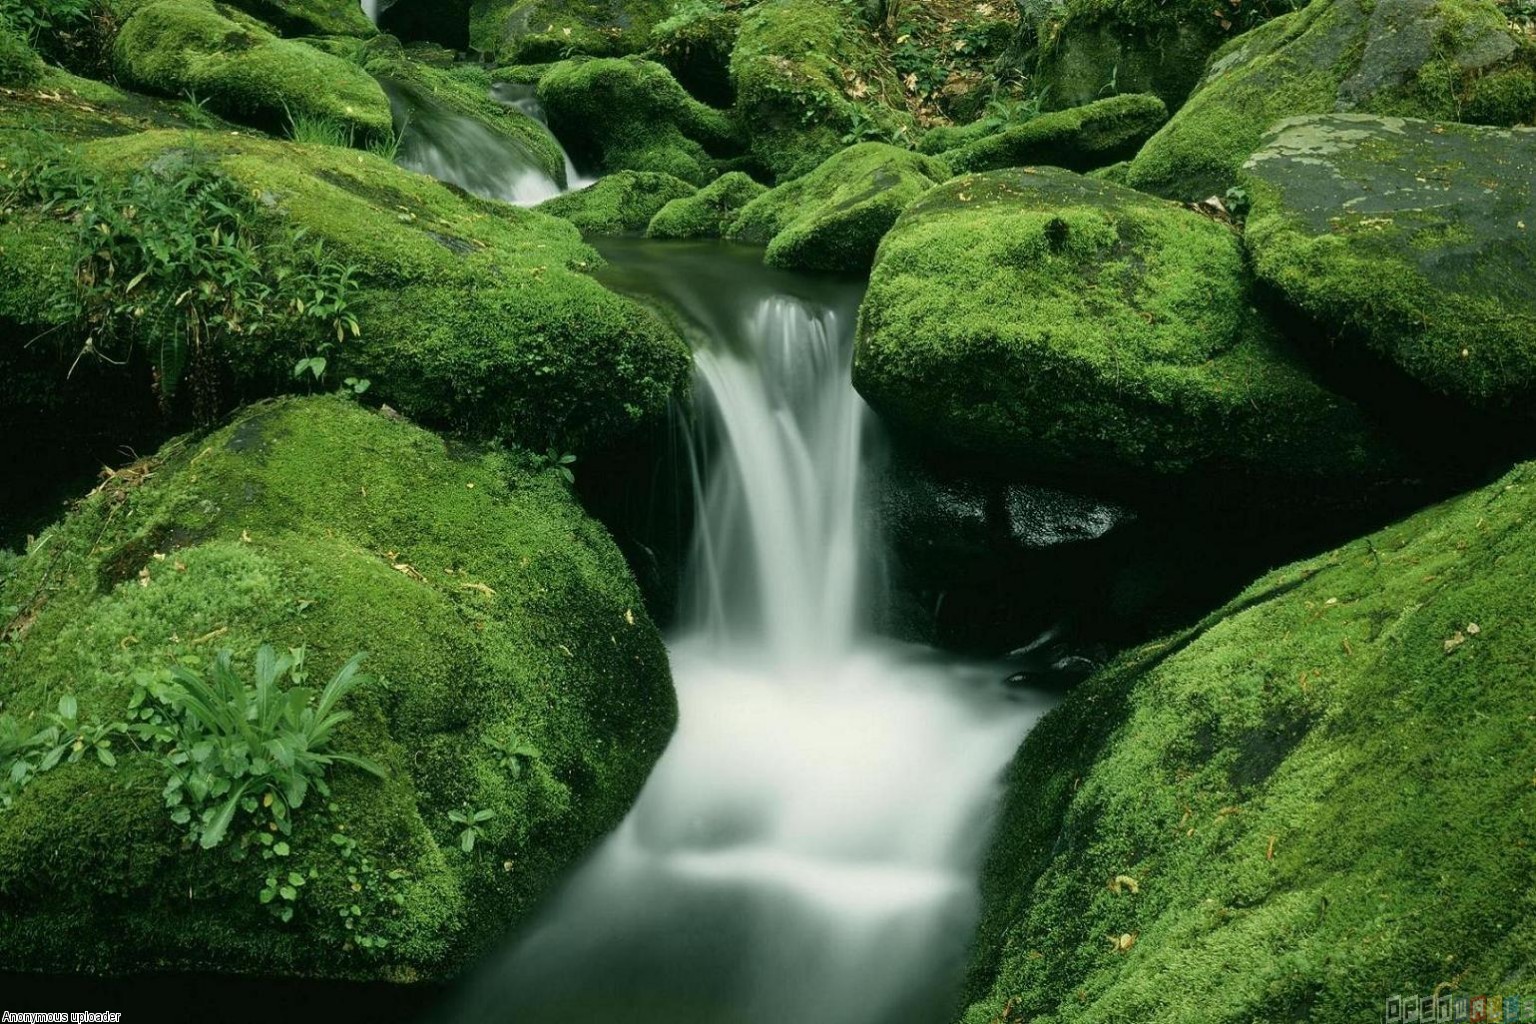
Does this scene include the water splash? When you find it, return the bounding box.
[437,244,1049,1024]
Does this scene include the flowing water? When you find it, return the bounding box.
[378,80,590,206]
[437,242,1051,1024]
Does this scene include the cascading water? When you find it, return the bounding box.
[378,80,571,206]
[437,242,1051,1024]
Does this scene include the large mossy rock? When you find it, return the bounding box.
[961,461,1536,1023]
[469,0,669,63]
[853,166,1403,488]
[365,56,567,186]
[726,143,950,273]
[112,0,393,140]
[650,0,740,107]
[935,93,1168,175]
[4,128,689,454]
[730,0,912,182]
[224,0,376,37]
[0,396,675,980]
[1126,0,1536,201]
[537,170,696,235]
[646,170,767,240]
[1242,114,1536,416]
[536,56,737,185]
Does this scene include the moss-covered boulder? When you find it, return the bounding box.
[365,56,566,186]
[0,396,675,980]
[112,0,393,140]
[854,166,1403,487]
[536,56,737,185]
[936,93,1169,175]
[1005,0,1294,112]
[726,143,950,273]
[0,66,221,139]
[961,460,1536,1023]
[730,0,912,181]
[469,0,668,63]
[225,0,376,37]
[2,127,689,454]
[1126,0,1536,201]
[1242,114,1536,416]
[646,170,766,240]
[537,170,696,235]
[0,13,44,87]
[650,0,740,106]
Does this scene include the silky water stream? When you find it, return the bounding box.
[436,241,1052,1024]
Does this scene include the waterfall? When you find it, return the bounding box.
[377,79,583,207]
[436,242,1049,1024]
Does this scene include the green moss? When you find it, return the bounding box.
[112,0,393,140]
[6,129,689,453]
[0,12,44,87]
[1126,0,1536,201]
[1241,114,1536,414]
[963,462,1536,1023]
[725,142,949,273]
[650,0,739,106]
[646,170,766,240]
[224,0,376,37]
[938,93,1168,175]
[729,0,912,181]
[536,56,738,185]
[536,169,696,235]
[853,166,1403,485]
[365,54,566,184]
[0,396,675,980]
[469,0,670,64]
[0,66,222,139]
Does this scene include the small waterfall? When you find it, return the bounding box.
[359,0,385,25]
[489,82,596,192]
[437,243,1049,1024]
[378,79,574,206]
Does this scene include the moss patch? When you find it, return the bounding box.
[962,461,1536,1023]
[646,169,766,240]
[726,142,949,273]
[537,169,696,235]
[536,56,737,185]
[112,0,393,140]
[938,93,1168,175]
[0,396,675,981]
[224,0,376,37]
[469,0,670,64]
[853,166,1404,487]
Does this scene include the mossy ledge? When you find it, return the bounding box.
[962,460,1536,1023]
[0,395,677,981]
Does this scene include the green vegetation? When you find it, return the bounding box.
[0,396,676,979]
[112,0,393,141]
[730,0,912,181]
[650,0,739,105]
[537,170,697,235]
[936,93,1168,175]
[222,0,376,37]
[854,166,1404,486]
[1242,115,1536,414]
[469,0,672,63]
[646,169,766,240]
[0,12,44,86]
[536,56,738,185]
[1125,0,1536,200]
[727,142,949,273]
[962,460,1536,1023]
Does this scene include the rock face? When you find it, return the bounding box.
[650,0,740,106]
[1126,0,1536,200]
[537,170,697,235]
[854,166,1404,488]
[646,171,767,240]
[536,56,737,185]
[1242,114,1536,416]
[112,0,393,140]
[730,0,911,181]
[469,0,669,63]
[961,460,1536,1024]
[726,143,950,273]
[224,0,376,37]
[934,93,1169,175]
[0,396,676,980]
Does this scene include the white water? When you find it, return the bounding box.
[442,256,1048,1024]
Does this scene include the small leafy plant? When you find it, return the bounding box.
[483,733,539,779]
[449,804,495,853]
[0,696,123,809]
[149,645,386,850]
